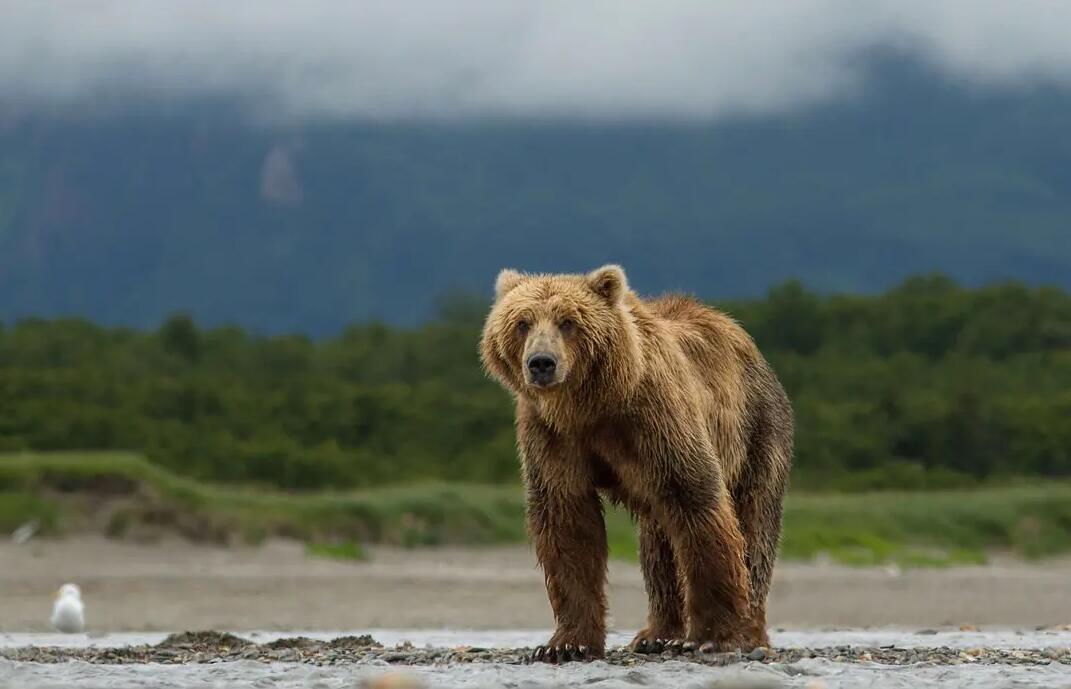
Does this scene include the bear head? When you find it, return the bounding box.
[480,265,643,406]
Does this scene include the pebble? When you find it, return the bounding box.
[1,631,1068,669]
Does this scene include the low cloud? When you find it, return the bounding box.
[2,1,1071,120]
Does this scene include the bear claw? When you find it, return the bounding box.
[664,638,734,655]
[630,638,669,654]
[528,644,593,663]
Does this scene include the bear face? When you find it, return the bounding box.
[480,265,641,402]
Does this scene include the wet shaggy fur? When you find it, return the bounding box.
[480,265,793,661]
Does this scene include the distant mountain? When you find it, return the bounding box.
[1,59,1070,334]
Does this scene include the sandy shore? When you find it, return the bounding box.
[2,537,1070,633]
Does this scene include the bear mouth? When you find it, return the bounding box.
[526,377,563,390]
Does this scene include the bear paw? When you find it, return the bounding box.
[628,637,666,654]
[528,630,603,664]
[628,626,685,654]
[736,623,771,652]
[662,638,738,655]
[528,642,600,663]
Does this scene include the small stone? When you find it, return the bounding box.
[959,623,979,632]
[747,647,768,661]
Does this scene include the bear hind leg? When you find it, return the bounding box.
[629,515,685,653]
[661,490,750,652]
[732,439,790,650]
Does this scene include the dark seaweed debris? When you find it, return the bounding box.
[2,632,1068,668]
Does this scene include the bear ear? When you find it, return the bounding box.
[587,264,628,303]
[494,268,524,300]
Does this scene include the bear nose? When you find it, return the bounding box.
[527,353,557,383]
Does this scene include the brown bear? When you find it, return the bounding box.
[480,265,793,662]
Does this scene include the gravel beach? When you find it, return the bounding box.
[3,629,1070,667]
[3,629,1071,689]
[4,539,1071,688]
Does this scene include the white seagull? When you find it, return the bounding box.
[51,583,85,633]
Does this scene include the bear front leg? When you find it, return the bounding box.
[526,484,608,662]
[658,478,750,653]
[518,411,607,663]
[629,515,685,653]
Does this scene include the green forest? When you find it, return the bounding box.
[2,274,1069,492]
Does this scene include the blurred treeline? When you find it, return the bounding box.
[1,274,1069,492]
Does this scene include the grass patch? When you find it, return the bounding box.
[598,484,1071,567]
[0,451,527,547]
[0,492,59,533]
[3,452,1071,567]
[782,486,1071,563]
[605,506,639,561]
[306,540,370,562]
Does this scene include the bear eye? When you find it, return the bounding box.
[516,320,530,336]
[559,319,575,334]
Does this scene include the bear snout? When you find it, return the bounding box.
[526,353,558,387]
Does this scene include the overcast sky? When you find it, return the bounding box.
[3,1,1071,120]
